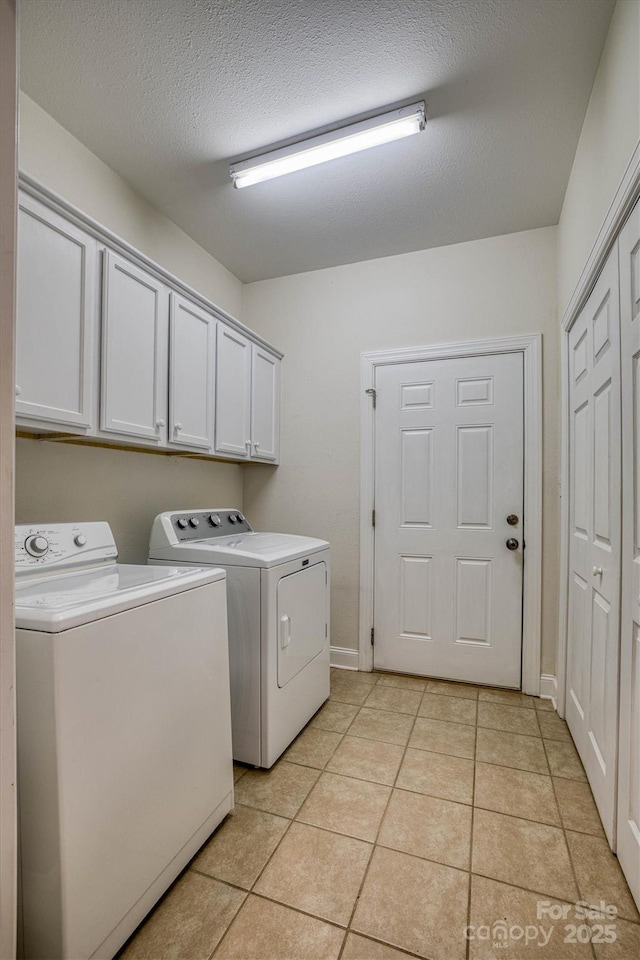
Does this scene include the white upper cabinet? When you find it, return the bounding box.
[215,325,281,462]
[251,343,280,462]
[16,193,97,430]
[100,251,169,443]
[15,184,281,462]
[215,324,252,458]
[168,293,215,450]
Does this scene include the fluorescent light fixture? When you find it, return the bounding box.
[230,101,426,189]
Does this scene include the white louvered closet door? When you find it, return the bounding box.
[566,246,621,846]
[617,200,640,910]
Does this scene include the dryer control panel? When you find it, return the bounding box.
[170,510,253,541]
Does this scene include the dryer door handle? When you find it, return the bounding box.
[279,615,291,649]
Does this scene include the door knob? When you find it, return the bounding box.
[506,514,519,526]
[506,538,519,551]
[593,566,603,577]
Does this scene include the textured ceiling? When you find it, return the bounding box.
[19,0,615,283]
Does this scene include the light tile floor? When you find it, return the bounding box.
[119,670,640,960]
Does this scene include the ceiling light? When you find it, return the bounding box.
[229,102,426,189]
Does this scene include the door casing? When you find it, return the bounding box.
[360,334,543,695]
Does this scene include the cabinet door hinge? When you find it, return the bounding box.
[365,388,377,409]
[370,627,375,646]
[372,509,376,527]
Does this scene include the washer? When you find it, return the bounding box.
[15,522,234,960]
[149,509,330,768]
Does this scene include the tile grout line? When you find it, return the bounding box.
[210,700,356,958]
[540,731,598,960]
[466,700,480,960]
[339,680,426,951]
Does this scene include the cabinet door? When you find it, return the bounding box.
[215,324,251,458]
[168,293,215,450]
[101,251,168,442]
[16,193,96,429]
[251,344,280,462]
[617,200,640,909]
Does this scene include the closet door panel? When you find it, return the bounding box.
[566,247,621,846]
[617,200,640,910]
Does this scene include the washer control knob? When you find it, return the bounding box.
[235,513,243,522]
[189,517,200,528]
[209,514,221,526]
[74,535,87,547]
[228,514,237,523]
[25,535,49,557]
[177,518,189,529]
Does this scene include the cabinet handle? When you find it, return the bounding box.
[174,423,183,432]
[245,440,251,452]
[155,419,165,429]
[254,441,260,451]
[15,385,21,397]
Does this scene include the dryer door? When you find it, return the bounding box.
[277,562,327,687]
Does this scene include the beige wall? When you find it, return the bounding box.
[558,0,640,316]
[19,93,243,320]
[243,226,560,674]
[16,96,246,560]
[15,439,241,564]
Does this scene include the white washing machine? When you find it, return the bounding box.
[15,522,234,960]
[149,509,330,768]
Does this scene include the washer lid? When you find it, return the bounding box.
[150,532,330,568]
[15,563,226,632]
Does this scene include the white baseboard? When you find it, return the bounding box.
[330,646,360,670]
[539,674,558,710]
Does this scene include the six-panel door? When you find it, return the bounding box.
[567,246,621,845]
[373,352,524,687]
[168,293,215,450]
[16,193,96,430]
[100,251,169,443]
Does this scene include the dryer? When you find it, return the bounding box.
[149,509,330,767]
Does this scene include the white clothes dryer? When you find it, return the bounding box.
[15,522,233,960]
[149,509,330,768]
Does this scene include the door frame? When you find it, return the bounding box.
[556,143,640,718]
[360,334,543,694]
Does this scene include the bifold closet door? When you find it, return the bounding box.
[566,246,621,846]
[617,200,640,910]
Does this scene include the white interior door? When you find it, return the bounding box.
[566,245,621,846]
[373,352,524,687]
[617,200,640,907]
